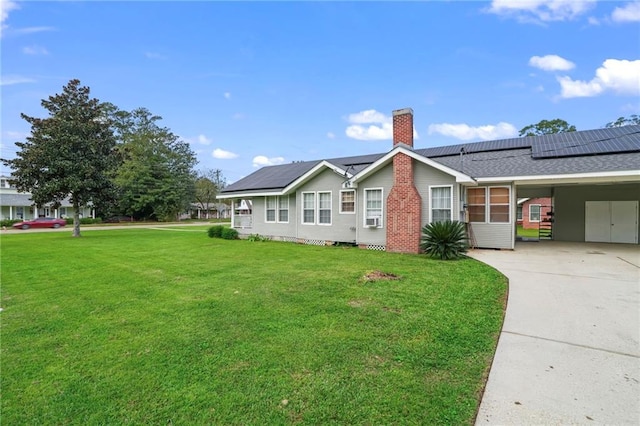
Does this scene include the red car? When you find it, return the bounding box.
[12,217,67,230]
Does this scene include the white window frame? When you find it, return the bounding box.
[429,185,453,223]
[278,195,289,223]
[488,186,510,224]
[363,188,384,228]
[265,196,277,223]
[302,192,315,225]
[339,190,356,214]
[317,191,332,226]
[529,204,541,222]
[467,187,486,223]
[516,205,523,221]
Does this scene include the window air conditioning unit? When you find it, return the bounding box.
[365,217,380,227]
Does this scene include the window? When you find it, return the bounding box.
[529,204,541,222]
[364,188,383,226]
[489,187,510,223]
[430,186,452,223]
[467,187,486,222]
[340,190,355,214]
[318,192,332,225]
[265,197,277,222]
[60,207,67,217]
[302,192,315,224]
[516,205,523,221]
[278,196,289,222]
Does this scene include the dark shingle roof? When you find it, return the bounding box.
[221,125,640,194]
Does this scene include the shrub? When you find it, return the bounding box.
[221,227,239,240]
[247,234,270,242]
[0,219,22,228]
[207,225,224,238]
[419,220,468,260]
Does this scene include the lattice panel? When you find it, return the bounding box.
[305,239,327,246]
[366,244,386,251]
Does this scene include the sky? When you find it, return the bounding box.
[1,0,639,183]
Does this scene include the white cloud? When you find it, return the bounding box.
[145,52,167,60]
[13,26,55,35]
[231,112,244,120]
[0,75,35,85]
[197,134,211,145]
[529,54,575,71]
[428,122,518,141]
[327,132,335,139]
[224,92,231,100]
[587,16,600,25]
[23,45,49,55]
[557,59,640,98]
[487,0,596,22]
[252,155,285,168]
[212,148,238,159]
[611,1,640,22]
[344,109,418,141]
[0,0,18,37]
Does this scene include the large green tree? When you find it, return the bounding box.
[110,107,197,221]
[519,119,577,137]
[605,115,640,128]
[195,169,227,218]
[1,79,117,237]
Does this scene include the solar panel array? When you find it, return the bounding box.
[417,137,532,158]
[531,126,640,158]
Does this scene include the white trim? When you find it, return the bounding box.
[488,186,510,224]
[350,146,475,184]
[301,191,315,225]
[428,185,453,223]
[363,187,384,228]
[265,196,277,223]
[278,195,289,223]
[529,203,541,222]
[476,170,640,185]
[317,191,332,226]
[339,189,356,214]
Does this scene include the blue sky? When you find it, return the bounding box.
[1,1,639,183]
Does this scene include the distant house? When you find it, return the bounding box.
[517,197,552,229]
[185,202,231,220]
[0,176,94,221]
[218,108,640,251]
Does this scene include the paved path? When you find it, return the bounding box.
[469,242,640,425]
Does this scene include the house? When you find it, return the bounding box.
[218,108,640,252]
[517,197,553,229]
[0,177,94,221]
[183,202,231,220]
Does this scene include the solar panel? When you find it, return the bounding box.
[418,136,531,158]
[532,126,640,158]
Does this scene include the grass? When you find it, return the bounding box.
[516,225,540,238]
[1,229,507,425]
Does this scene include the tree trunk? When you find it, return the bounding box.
[73,201,81,237]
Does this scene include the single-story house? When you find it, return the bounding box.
[182,202,231,220]
[218,108,640,252]
[0,177,94,221]
[517,197,553,229]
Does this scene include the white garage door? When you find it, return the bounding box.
[585,201,638,244]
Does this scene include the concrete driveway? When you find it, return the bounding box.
[469,242,640,425]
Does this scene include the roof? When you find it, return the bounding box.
[220,125,640,196]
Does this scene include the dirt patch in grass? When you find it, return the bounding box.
[363,270,400,282]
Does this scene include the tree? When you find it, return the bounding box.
[605,115,640,128]
[1,79,117,237]
[195,169,227,219]
[109,107,198,221]
[519,119,576,137]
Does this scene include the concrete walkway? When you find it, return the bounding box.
[469,242,640,425]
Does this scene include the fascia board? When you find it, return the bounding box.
[351,146,475,183]
[476,170,640,186]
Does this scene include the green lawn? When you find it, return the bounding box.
[516,225,539,238]
[1,229,507,425]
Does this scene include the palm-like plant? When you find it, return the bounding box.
[420,220,468,260]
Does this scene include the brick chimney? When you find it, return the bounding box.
[386,108,422,254]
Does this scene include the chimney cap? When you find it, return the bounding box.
[392,108,413,116]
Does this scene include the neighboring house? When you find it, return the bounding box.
[185,202,231,220]
[218,108,640,252]
[0,177,94,221]
[517,197,552,229]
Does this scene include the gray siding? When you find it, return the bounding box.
[296,168,357,242]
[414,162,459,226]
[357,164,394,246]
[248,194,298,239]
[467,183,515,250]
[554,183,640,243]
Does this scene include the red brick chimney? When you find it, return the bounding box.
[386,108,422,254]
